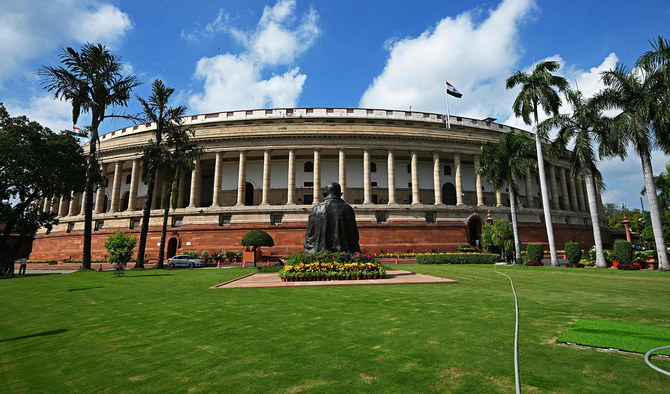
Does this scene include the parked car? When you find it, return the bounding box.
[167,255,205,269]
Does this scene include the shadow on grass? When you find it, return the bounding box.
[1,329,68,343]
[121,274,174,278]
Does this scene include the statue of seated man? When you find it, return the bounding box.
[304,182,360,254]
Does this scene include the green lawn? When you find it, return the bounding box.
[1,265,669,392]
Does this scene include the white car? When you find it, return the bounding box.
[167,255,204,269]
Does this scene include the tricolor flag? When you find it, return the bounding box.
[73,125,89,138]
[446,81,462,98]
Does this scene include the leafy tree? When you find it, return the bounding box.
[104,230,137,270]
[596,40,670,270]
[542,89,614,268]
[481,220,513,260]
[641,161,670,210]
[241,229,274,267]
[0,104,86,275]
[39,43,140,269]
[506,60,568,267]
[136,80,188,268]
[479,132,534,264]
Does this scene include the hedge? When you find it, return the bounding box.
[416,253,499,264]
[526,244,544,262]
[613,240,633,264]
[564,242,582,265]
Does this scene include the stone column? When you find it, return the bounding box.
[212,152,222,207]
[261,149,271,205]
[128,159,139,211]
[363,149,372,204]
[68,191,78,216]
[339,149,346,198]
[79,191,86,215]
[287,149,296,205]
[58,195,68,217]
[411,151,420,204]
[236,151,246,206]
[568,175,578,212]
[525,168,534,208]
[496,190,503,207]
[559,167,570,211]
[576,178,586,212]
[433,152,442,205]
[160,181,168,209]
[189,159,202,208]
[474,156,484,206]
[313,149,321,204]
[177,170,185,208]
[42,197,50,213]
[387,150,396,204]
[95,164,107,214]
[454,153,463,205]
[51,197,60,214]
[549,164,560,210]
[109,161,123,212]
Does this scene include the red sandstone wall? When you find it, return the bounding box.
[29,220,605,261]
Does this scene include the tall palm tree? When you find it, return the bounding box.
[597,60,670,270]
[40,43,140,269]
[542,89,617,268]
[136,80,187,268]
[506,60,568,266]
[156,129,203,269]
[641,161,670,211]
[479,132,535,264]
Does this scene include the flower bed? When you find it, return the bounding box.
[416,253,499,264]
[279,252,385,281]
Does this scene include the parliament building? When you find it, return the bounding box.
[29,108,603,261]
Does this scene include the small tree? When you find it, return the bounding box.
[481,220,514,260]
[104,231,137,270]
[613,240,633,264]
[526,243,545,263]
[240,229,274,267]
[564,242,583,265]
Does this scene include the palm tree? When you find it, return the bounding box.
[136,80,187,268]
[156,128,203,269]
[506,60,568,266]
[479,132,535,264]
[542,89,616,268]
[40,43,140,269]
[641,161,670,211]
[597,60,669,270]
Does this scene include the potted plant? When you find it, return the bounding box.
[564,242,583,268]
[201,250,210,264]
[613,241,632,269]
[235,251,243,262]
[240,229,275,267]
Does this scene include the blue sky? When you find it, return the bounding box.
[2,0,669,210]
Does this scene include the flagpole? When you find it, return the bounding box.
[445,88,451,129]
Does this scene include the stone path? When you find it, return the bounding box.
[211,270,458,289]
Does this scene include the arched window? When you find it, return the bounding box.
[370,162,377,172]
[443,165,452,176]
[304,161,314,172]
[245,182,254,206]
[442,182,457,205]
[125,174,132,184]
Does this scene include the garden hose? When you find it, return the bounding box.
[494,264,521,394]
[645,346,670,376]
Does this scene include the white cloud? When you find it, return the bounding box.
[5,95,74,132]
[360,0,536,118]
[0,0,132,82]
[181,9,229,42]
[189,0,319,112]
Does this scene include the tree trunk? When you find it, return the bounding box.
[584,165,607,268]
[640,152,669,270]
[533,109,559,266]
[82,118,101,270]
[135,168,156,268]
[509,189,522,264]
[157,175,175,269]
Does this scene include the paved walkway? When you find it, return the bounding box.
[211,270,458,289]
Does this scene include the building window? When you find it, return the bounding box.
[370,162,377,172]
[129,218,141,229]
[172,216,183,228]
[371,181,378,187]
[444,166,452,176]
[425,213,435,224]
[304,194,313,205]
[326,108,334,114]
[270,214,283,225]
[304,161,314,172]
[407,163,411,173]
[66,223,74,233]
[125,174,131,184]
[306,108,313,113]
[219,214,231,226]
[372,194,378,204]
[94,220,104,231]
[304,181,314,187]
[407,182,412,188]
[376,212,387,224]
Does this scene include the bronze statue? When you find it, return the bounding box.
[304,182,360,253]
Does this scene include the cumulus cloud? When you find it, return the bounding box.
[5,95,75,132]
[360,0,536,118]
[0,0,132,82]
[188,0,319,112]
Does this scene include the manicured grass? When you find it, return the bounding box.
[1,265,669,392]
[557,319,670,356]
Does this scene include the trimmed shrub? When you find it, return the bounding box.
[613,240,633,264]
[526,243,544,263]
[241,229,274,250]
[564,242,582,265]
[456,244,477,252]
[416,253,499,264]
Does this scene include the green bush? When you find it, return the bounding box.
[241,229,274,250]
[104,230,137,269]
[613,241,633,264]
[416,253,499,264]
[456,244,477,252]
[564,242,582,265]
[526,244,544,262]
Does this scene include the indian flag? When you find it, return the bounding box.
[446,81,462,98]
[73,125,89,138]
